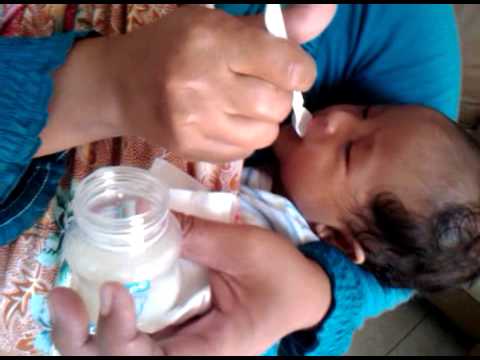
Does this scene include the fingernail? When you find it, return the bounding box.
[100,284,113,317]
[48,295,57,325]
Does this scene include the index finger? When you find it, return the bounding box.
[226,25,317,92]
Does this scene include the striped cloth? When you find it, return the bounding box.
[239,167,320,246]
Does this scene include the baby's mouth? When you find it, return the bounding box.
[274,123,298,157]
[279,108,330,138]
[311,110,328,127]
[280,112,294,129]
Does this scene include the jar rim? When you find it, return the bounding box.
[72,166,170,252]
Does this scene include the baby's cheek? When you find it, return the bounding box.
[281,171,313,212]
[280,162,303,195]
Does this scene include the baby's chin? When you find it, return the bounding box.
[273,125,300,161]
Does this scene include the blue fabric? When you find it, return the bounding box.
[216,4,460,356]
[0,32,80,245]
[216,4,461,121]
[278,242,411,356]
[260,242,411,357]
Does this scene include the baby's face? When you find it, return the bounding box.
[274,104,470,231]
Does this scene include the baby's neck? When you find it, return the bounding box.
[245,147,286,196]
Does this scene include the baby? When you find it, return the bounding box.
[242,104,480,292]
[38,103,478,357]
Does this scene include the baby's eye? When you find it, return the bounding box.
[362,106,371,119]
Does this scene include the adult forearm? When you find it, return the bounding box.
[37,36,125,157]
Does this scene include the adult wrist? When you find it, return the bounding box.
[38,34,127,156]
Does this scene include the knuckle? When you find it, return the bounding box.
[241,149,255,160]
[253,87,292,122]
[256,124,279,149]
[272,94,293,121]
[266,125,280,145]
[189,15,223,51]
[251,96,271,119]
[243,136,260,151]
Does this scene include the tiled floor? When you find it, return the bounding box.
[346,298,472,356]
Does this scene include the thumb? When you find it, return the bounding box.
[95,282,139,350]
[241,4,337,44]
[181,217,264,275]
[49,287,96,355]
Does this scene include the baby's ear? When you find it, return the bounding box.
[351,239,366,265]
[240,4,337,45]
[315,224,366,264]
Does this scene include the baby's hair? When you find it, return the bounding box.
[349,193,480,292]
[344,121,480,293]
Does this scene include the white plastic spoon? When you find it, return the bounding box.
[265,4,312,137]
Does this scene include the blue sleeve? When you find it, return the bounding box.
[0,32,84,245]
[303,4,461,121]
[270,241,412,356]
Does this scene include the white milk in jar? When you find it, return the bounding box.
[63,166,183,333]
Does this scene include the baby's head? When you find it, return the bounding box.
[274,105,480,292]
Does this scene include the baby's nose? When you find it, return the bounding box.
[323,107,360,135]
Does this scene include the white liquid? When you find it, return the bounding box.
[63,213,183,333]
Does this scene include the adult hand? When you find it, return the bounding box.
[40,5,336,161]
[49,219,332,356]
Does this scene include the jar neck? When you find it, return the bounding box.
[72,166,170,253]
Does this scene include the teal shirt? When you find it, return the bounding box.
[216,4,461,121]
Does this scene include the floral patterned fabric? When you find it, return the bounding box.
[0,4,242,355]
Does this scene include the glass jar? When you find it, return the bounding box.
[62,166,183,333]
